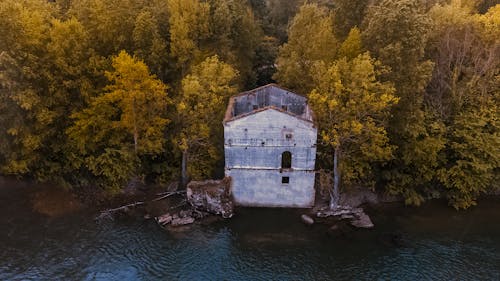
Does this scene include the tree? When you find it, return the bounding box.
[265,0,300,42]
[274,3,337,93]
[68,0,141,56]
[67,51,170,191]
[362,0,443,206]
[425,2,500,208]
[438,104,499,209]
[338,27,363,60]
[0,0,77,183]
[132,11,168,80]
[206,0,262,88]
[309,53,398,209]
[174,56,238,186]
[333,0,369,40]
[167,0,210,76]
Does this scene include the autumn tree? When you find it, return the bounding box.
[274,3,337,93]
[167,0,210,76]
[362,0,444,206]
[174,56,238,187]
[132,11,168,80]
[309,53,398,209]
[207,0,262,88]
[0,1,97,184]
[333,0,369,40]
[67,51,170,191]
[338,27,363,60]
[426,2,500,208]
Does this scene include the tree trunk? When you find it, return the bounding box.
[330,146,340,210]
[181,150,188,188]
[133,98,138,154]
[133,131,138,155]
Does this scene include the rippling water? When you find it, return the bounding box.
[1,179,499,280]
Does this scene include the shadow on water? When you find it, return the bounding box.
[1,178,499,280]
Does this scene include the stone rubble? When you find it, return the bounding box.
[186,177,234,218]
[155,178,234,229]
[314,205,374,229]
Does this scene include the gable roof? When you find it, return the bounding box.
[223,83,314,124]
[232,83,306,98]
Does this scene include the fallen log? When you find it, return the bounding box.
[96,201,145,220]
[96,191,185,220]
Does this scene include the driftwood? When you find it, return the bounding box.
[152,190,186,201]
[96,191,185,221]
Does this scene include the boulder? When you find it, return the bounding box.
[187,177,234,218]
[301,214,314,225]
[156,213,172,225]
[171,216,195,226]
[351,212,374,228]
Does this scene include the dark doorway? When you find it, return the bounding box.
[281,151,292,169]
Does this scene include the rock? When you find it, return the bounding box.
[171,216,195,226]
[156,213,172,225]
[179,210,192,218]
[192,210,209,219]
[351,212,374,228]
[301,214,314,225]
[187,177,234,218]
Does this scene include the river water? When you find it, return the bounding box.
[1,179,499,281]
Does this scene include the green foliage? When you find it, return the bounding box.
[438,104,499,209]
[309,53,398,188]
[362,0,442,206]
[274,3,337,93]
[205,0,262,88]
[67,51,170,191]
[132,11,167,79]
[174,56,239,181]
[333,0,369,39]
[424,2,500,208]
[167,0,210,75]
[338,27,363,60]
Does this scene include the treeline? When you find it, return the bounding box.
[0,0,498,208]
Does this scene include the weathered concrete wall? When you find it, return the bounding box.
[226,169,315,208]
[224,106,317,208]
[224,109,316,146]
[225,146,316,170]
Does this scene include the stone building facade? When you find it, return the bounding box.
[223,84,317,208]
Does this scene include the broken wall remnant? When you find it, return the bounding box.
[186,177,234,218]
[223,84,317,208]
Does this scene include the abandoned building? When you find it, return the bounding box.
[223,84,317,208]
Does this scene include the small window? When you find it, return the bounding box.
[282,177,290,184]
[285,133,293,140]
[252,104,258,110]
[281,105,288,111]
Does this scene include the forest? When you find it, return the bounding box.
[0,0,498,209]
